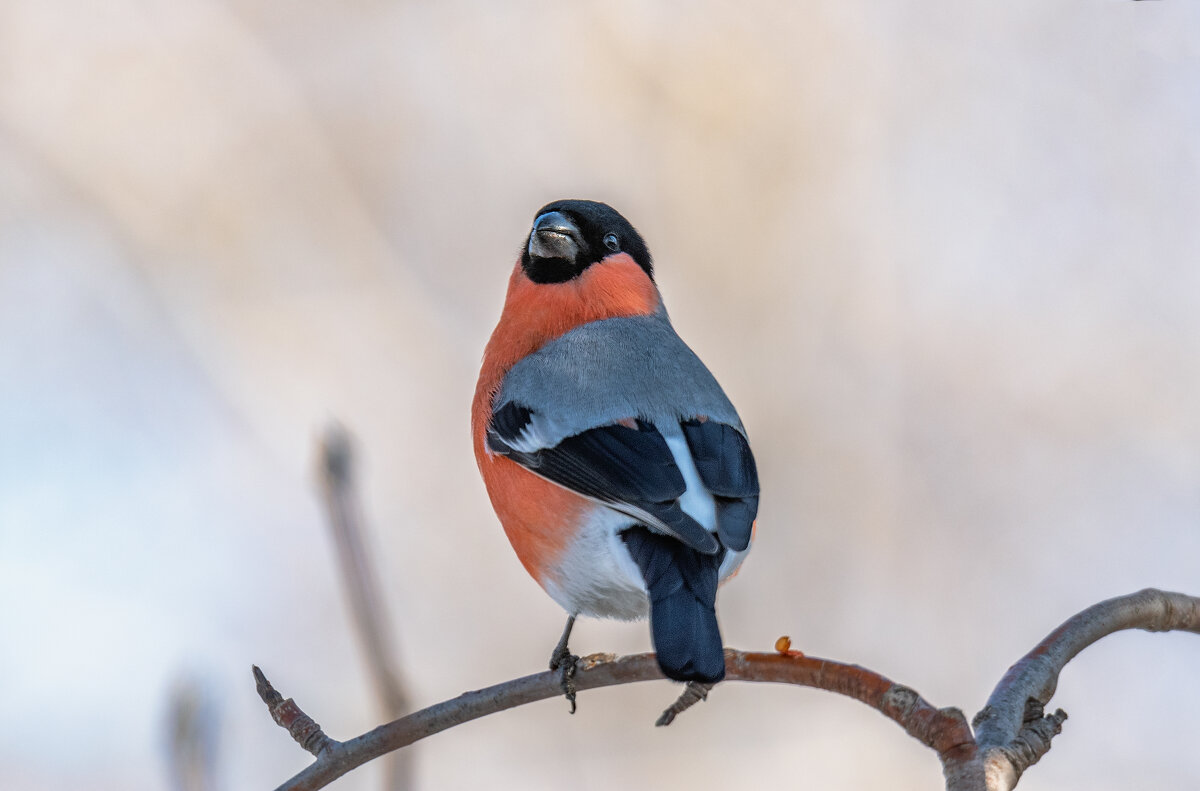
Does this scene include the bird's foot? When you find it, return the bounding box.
[656,681,715,727]
[549,645,580,714]
[548,614,579,713]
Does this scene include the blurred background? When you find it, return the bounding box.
[2,1,1198,789]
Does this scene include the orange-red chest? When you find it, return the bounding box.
[472,255,660,585]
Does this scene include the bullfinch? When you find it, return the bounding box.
[472,200,759,692]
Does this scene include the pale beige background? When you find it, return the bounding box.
[2,1,1198,789]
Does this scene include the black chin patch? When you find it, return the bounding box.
[521,253,582,284]
[522,200,654,283]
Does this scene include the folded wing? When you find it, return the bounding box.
[487,403,720,555]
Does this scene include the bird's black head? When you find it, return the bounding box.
[521,199,653,284]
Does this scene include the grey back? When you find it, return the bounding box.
[495,313,744,446]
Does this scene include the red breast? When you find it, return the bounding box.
[472,253,660,583]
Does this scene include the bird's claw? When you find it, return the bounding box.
[547,614,579,713]
[550,649,579,714]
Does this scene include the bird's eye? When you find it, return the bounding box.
[603,233,620,252]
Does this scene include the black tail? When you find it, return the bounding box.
[622,527,726,683]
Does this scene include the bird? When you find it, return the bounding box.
[472,199,759,701]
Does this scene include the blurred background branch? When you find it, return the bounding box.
[165,678,220,791]
[317,424,412,791]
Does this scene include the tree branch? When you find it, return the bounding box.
[972,588,1200,790]
[257,588,1200,791]
[260,646,974,791]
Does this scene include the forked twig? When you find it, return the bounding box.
[973,588,1200,790]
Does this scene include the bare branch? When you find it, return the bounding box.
[728,644,982,788]
[973,588,1200,790]
[258,589,1200,791]
[254,666,336,757]
[262,646,974,791]
[317,425,412,789]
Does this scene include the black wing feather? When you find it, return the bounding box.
[681,419,759,552]
[490,401,534,444]
[487,404,720,554]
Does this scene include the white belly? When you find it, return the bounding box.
[539,504,751,621]
[541,506,650,620]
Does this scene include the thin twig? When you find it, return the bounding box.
[254,666,336,757]
[317,424,412,789]
[972,588,1200,791]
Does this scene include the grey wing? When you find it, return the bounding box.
[488,314,756,554]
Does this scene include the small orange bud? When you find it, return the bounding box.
[775,635,792,654]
